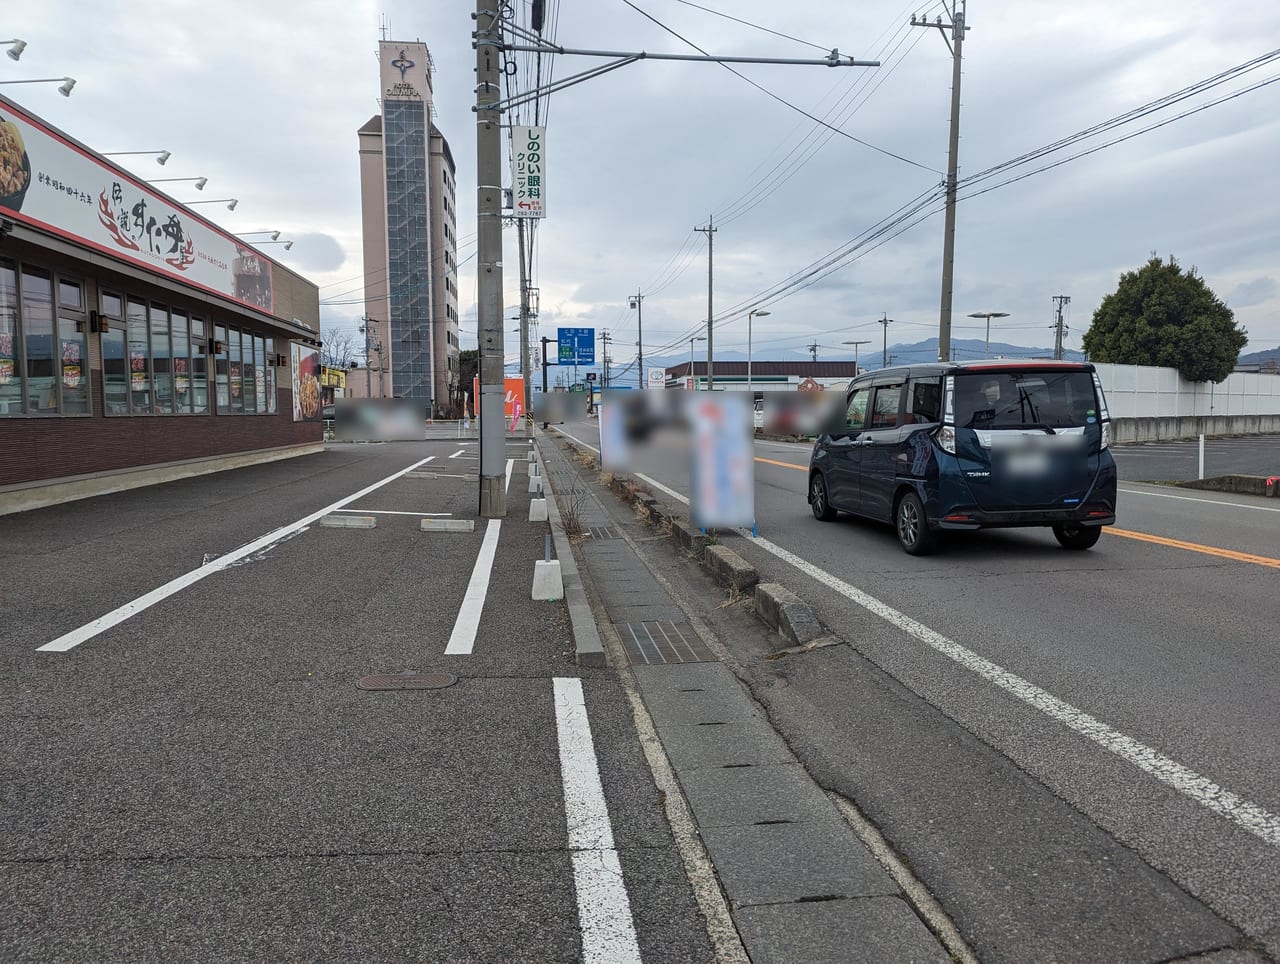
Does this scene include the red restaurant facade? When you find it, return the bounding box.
[0,94,323,514]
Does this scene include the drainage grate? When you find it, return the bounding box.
[586,525,620,540]
[357,672,458,691]
[615,620,715,664]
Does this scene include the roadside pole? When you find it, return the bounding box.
[518,218,532,421]
[475,1,506,517]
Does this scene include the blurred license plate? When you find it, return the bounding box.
[1006,450,1049,476]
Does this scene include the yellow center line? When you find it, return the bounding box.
[755,456,807,471]
[1105,528,1280,569]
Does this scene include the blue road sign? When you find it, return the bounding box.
[557,327,595,365]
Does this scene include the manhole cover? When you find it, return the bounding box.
[356,672,458,691]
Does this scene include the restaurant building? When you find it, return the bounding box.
[0,94,323,515]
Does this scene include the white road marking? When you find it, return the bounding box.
[553,677,642,964]
[449,449,465,459]
[444,519,502,655]
[555,429,599,453]
[1118,486,1280,513]
[505,458,514,493]
[635,469,1280,849]
[332,509,453,517]
[38,454,439,653]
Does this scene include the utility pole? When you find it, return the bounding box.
[628,291,644,387]
[474,0,505,517]
[913,2,968,362]
[879,313,893,368]
[695,216,717,389]
[807,342,819,363]
[600,331,612,388]
[1052,295,1071,360]
[539,336,552,394]
[517,218,532,417]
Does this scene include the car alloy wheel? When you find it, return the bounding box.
[811,473,836,521]
[896,491,936,555]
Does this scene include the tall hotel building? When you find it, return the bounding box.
[357,40,459,412]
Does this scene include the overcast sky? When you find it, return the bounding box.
[12,0,1280,371]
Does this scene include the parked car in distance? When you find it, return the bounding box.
[807,360,1117,555]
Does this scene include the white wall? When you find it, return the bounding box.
[1094,363,1280,419]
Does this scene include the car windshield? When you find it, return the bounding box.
[954,371,1096,429]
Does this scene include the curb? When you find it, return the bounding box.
[1174,474,1280,498]
[533,431,607,668]
[553,431,830,656]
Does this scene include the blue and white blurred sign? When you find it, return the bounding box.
[557,327,595,365]
[688,392,755,529]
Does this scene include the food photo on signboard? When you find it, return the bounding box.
[291,342,321,421]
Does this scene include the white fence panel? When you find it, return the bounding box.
[1094,363,1280,419]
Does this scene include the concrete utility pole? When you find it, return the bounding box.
[1052,295,1071,360]
[474,0,506,517]
[628,291,644,387]
[807,342,819,363]
[913,2,968,362]
[695,216,717,389]
[878,313,893,368]
[600,331,612,387]
[517,218,532,417]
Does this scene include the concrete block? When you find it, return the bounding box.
[319,514,376,529]
[755,582,826,646]
[670,519,709,559]
[532,559,564,600]
[526,460,541,476]
[528,475,545,495]
[704,544,759,592]
[528,498,548,522]
[419,518,476,533]
[527,450,537,462]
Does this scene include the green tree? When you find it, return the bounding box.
[1082,255,1247,383]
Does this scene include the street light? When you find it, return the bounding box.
[3,40,27,61]
[151,176,207,191]
[235,230,281,241]
[689,336,706,389]
[186,198,238,211]
[257,240,292,250]
[967,311,1010,358]
[0,77,76,96]
[842,339,872,373]
[747,309,770,395]
[104,150,170,166]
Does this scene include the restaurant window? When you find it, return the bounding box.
[264,337,276,414]
[22,267,56,414]
[0,260,21,415]
[58,278,82,311]
[228,327,244,413]
[57,300,88,414]
[172,308,191,414]
[214,324,230,412]
[101,291,127,414]
[191,317,209,414]
[252,336,266,413]
[127,297,152,413]
[151,303,173,415]
[242,332,257,414]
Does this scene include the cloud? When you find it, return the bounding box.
[284,233,347,274]
[1228,277,1277,308]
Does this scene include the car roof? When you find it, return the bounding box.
[854,359,1093,382]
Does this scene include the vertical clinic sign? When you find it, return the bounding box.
[511,126,546,218]
[0,99,275,314]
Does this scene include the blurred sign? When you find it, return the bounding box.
[798,377,823,392]
[647,369,666,390]
[472,376,527,417]
[689,393,755,529]
[585,372,597,381]
[511,125,546,218]
[557,327,594,365]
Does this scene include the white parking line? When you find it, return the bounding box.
[38,454,439,653]
[333,509,453,517]
[553,677,642,964]
[1119,486,1280,513]
[444,519,502,655]
[449,449,465,459]
[505,458,514,493]
[633,471,1280,849]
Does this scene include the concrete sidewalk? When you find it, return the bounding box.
[537,432,956,963]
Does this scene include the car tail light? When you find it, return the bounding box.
[1100,420,1112,450]
[936,425,956,454]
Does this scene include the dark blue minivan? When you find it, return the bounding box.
[807,361,1118,554]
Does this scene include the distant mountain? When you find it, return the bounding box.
[1239,345,1280,365]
